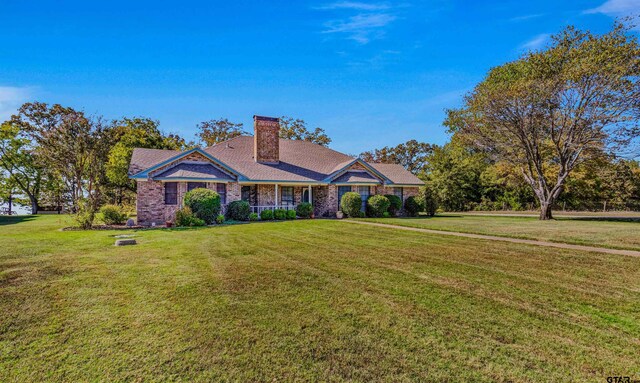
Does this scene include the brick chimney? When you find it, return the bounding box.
[253,115,280,164]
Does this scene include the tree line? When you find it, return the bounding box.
[1,22,638,220]
[365,21,640,219]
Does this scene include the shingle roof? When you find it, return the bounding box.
[153,163,236,181]
[332,171,381,184]
[129,136,423,186]
[205,136,353,182]
[129,148,181,175]
[368,163,423,185]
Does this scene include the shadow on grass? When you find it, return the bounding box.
[416,213,640,223]
[402,214,462,219]
[558,217,640,223]
[0,215,37,226]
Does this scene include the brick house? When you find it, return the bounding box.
[129,116,424,226]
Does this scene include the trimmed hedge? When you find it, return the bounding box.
[249,212,259,221]
[384,194,402,216]
[404,196,422,217]
[274,208,286,220]
[183,188,220,224]
[175,206,206,227]
[260,209,273,220]
[100,204,128,225]
[367,195,391,217]
[286,209,296,220]
[226,200,250,221]
[340,192,362,218]
[296,202,313,218]
[215,214,225,224]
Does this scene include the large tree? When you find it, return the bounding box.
[10,102,111,214]
[359,139,432,174]
[279,116,331,147]
[0,122,43,214]
[422,140,487,211]
[107,117,187,200]
[445,23,640,219]
[197,118,247,146]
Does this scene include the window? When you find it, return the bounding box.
[164,182,178,205]
[393,187,403,201]
[356,186,370,211]
[217,183,226,205]
[302,189,310,204]
[281,187,294,206]
[187,182,206,192]
[241,186,251,202]
[338,186,351,209]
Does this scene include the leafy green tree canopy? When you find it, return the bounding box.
[107,117,188,190]
[279,116,331,147]
[0,122,42,213]
[360,139,432,174]
[445,22,640,219]
[197,118,247,146]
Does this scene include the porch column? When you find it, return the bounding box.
[308,185,312,205]
[275,184,278,208]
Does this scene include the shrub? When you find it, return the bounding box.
[382,211,391,218]
[260,209,273,220]
[226,200,250,221]
[175,206,206,227]
[340,192,362,218]
[366,195,391,218]
[286,209,296,220]
[100,204,128,225]
[384,194,402,216]
[274,208,286,220]
[215,214,225,224]
[249,212,260,221]
[183,188,220,224]
[73,198,97,229]
[296,202,313,218]
[404,196,422,217]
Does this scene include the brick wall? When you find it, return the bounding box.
[253,116,279,164]
[137,180,422,224]
[137,180,241,226]
[136,180,182,226]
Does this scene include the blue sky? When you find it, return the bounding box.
[0,0,638,154]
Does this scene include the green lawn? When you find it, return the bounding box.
[358,214,640,251]
[1,215,639,381]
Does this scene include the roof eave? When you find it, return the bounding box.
[323,159,390,184]
[129,148,245,180]
[153,177,236,182]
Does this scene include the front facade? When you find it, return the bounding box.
[129,116,424,226]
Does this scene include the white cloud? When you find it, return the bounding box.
[322,13,397,43]
[315,1,391,11]
[584,0,640,16]
[510,13,544,22]
[314,1,399,44]
[0,86,34,122]
[519,33,550,51]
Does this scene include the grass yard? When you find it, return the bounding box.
[359,214,640,251]
[1,215,639,381]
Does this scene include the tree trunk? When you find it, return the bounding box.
[30,198,38,215]
[539,200,553,220]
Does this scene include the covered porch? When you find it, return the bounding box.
[240,183,324,215]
